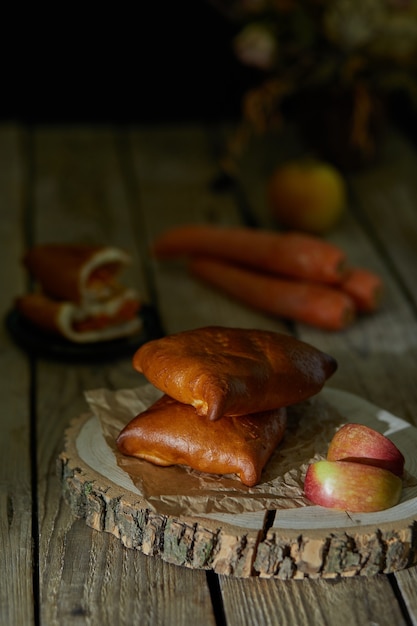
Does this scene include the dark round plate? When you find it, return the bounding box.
[4,305,164,362]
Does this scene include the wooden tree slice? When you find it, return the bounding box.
[57,389,417,579]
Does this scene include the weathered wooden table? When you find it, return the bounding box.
[2,121,417,625]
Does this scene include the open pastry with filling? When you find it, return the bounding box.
[23,243,133,303]
[16,290,141,343]
[16,243,142,342]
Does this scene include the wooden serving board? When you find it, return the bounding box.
[57,388,417,579]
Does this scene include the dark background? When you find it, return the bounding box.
[2,1,416,144]
[2,3,258,125]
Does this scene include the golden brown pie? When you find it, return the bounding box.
[116,393,287,486]
[132,326,337,421]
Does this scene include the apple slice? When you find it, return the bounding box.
[327,423,405,477]
[304,460,402,512]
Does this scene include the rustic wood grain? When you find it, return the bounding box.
[30,126,149,299]
[236,126,417,425]
[347,130,417,306]
[124,123,417,620]
[4,120,417,625]
[0,125,34,626]
[232,124,417,622]
[127,125,290,336]
[395,566,417,626]
[219,574,408,626]
[28,126,217,624]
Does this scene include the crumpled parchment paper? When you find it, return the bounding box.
[84,383,344,516]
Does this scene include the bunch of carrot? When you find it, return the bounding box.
[151,225,384,331]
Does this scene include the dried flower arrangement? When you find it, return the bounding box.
[210,0,417,170]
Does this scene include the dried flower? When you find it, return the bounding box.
[233,23,278,69]
[210,0,417,169]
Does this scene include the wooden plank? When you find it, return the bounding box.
[348,129,417,302]
[0,126,35,624]
[40,514,216,626]
[219,574,408,626]
[127,125,289,335]
[28,126,216,624]
[29,126,149,299]
[0,125,34,625]
[296,218,417,426]
[25,122,417,624]
[236,125,417,424]
[232,124,417,622]
[298,155,417,428]
[395,567,417,626]
[35,360,213,625]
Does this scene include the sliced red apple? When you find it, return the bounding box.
[327,423,405,477]
[304,460,402,512]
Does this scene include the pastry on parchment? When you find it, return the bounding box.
[132,326,337,421]
[23,243,133,303]
[116,393,287,487]
[15,290,142,343]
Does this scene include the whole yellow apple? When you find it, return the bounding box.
[267,160,347,234]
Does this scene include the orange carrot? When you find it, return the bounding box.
[189,257,356,331]
[339,267,384,313]
[152,225,348,285]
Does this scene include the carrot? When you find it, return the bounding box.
[189,257,356,331]
[339,267,384,313]
[152,225,348,285]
